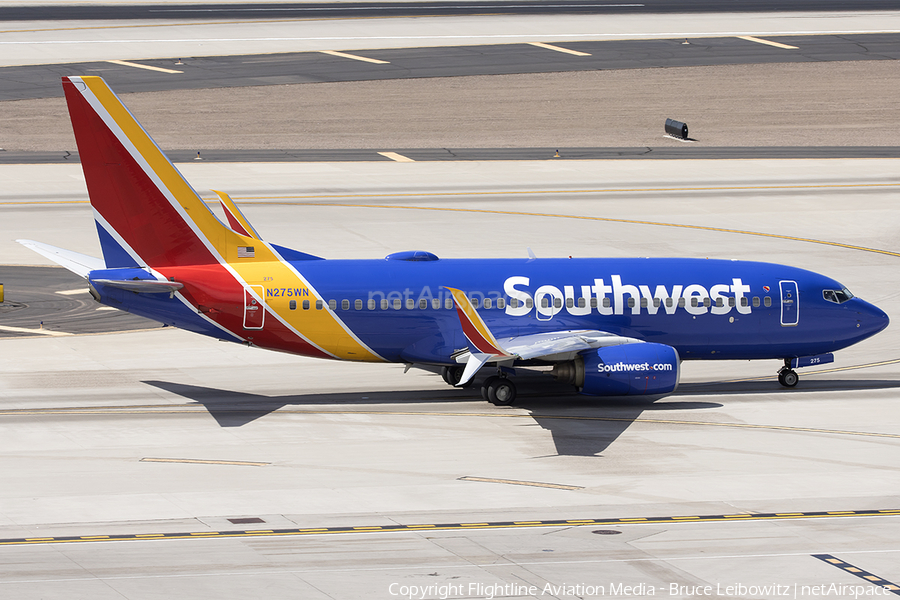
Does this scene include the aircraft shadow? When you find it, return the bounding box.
[677,378,900,396]
[143,378,721,457]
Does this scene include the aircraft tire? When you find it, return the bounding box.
[443,365,473,388]
[780,369,799,387]
[488,378,517,406]
[481,376,499,401]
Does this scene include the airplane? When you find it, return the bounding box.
[18,76,890,406]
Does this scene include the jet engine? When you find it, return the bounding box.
[552,343,680,396]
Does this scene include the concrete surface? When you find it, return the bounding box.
[2,10,900,67]
[1,157,899,598]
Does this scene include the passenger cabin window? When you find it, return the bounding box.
[445,298,454,309]
[764,297,772,307]
[554,297,562,309]
[741,297,748,307]
[393,299,401,310]
[752,296,760,308]
[341,299,350,310]
[355,299,363,310]
[526,299,534,309]
[328,299,336,310]
[678,298,686,308]
[316,300,324,310]
[419,299,427,309]
[497,298,506,309]
[381,299,389,310]
[471,298,480,309]
[666,298,673,308]
[578,298,586,308]
[653,298,661,308]
[541,297,550,309]
[303,299,310,310]
[566,298,574,309]
[432,298,441,309]
[484,298,492,309]
[590,298,598,308]
[368,299,376,310]
[703,298,711,308]
[627,298,635,308]
[289,300,297,310]
[640,298,648,308]
[823,288,854,304]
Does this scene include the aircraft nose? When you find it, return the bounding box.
[854,298,890,337]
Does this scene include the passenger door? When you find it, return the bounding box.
[779,280,799,327]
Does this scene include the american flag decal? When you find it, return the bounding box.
[238,246,255,258]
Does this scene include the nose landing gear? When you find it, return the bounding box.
[778,360,799,388]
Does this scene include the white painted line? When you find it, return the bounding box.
[0,325,72,337]
[95,306,117,311]
[528,42,591,56]
[107,59,184,74]
[736,36,798,50]
[377,152,415,163]
[663,135,695,144]
[319,50,389,65]
[55,288,88,296]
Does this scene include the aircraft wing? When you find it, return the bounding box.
[499,330,639,360]
[16,239,105,278]
[445,286,643,385]
[454,329,640,363]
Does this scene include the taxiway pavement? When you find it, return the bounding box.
[2,158,899,598]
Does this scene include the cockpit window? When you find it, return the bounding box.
[823,288,854,304]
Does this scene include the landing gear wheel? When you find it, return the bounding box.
[487,378,517,406]
[442,366,472,388]
[779,369,799,387]
[481,376,499,401]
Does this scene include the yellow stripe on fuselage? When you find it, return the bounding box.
[81,77,381,362]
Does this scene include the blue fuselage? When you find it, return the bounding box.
[96,256,889,366]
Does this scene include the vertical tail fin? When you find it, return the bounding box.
[63,76,237,269]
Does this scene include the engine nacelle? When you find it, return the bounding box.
[553,343,680,396]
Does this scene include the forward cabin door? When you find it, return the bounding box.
[243,285,265,330]
[779,280,799,327]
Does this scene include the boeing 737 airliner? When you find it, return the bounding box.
[19,77,889,405]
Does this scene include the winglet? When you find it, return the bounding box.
[444,287,512,357]
[458,352,492,386]
[213,190,261,240]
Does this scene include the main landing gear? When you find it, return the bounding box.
[480,375,517,406]
[777,359,799,388]
[440,366,518,405]
[441,365,472,388]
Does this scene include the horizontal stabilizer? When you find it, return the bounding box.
[16,239,104,278]
[91,279,184,294]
